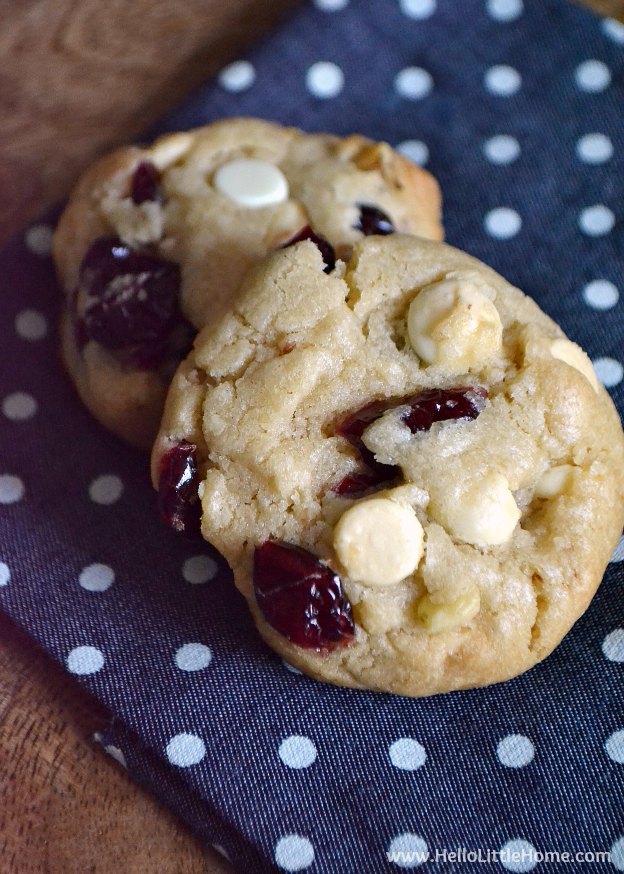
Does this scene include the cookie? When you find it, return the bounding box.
[53,118,443,448]
[152,234,624,698]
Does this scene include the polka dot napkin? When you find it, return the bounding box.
[1,0,623,871]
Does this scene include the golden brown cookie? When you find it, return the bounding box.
[152,235,624,698]
[53,118,442,448]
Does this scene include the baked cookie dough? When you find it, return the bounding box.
[152,235,624,698]
[53,118,443,448]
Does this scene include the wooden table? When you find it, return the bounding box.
[0,1,622,871]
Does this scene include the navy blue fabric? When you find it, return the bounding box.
[1,1,623,871]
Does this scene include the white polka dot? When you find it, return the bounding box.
[66,645,104,675]
[399,0,436,19]
[613,837,624,871]
[396,140,429,166]
[182,554,218,584]
[0,475,24,504]
[174,642,212,672]
[0,562,10,587]
[496,734,535,768]
[15,309,48,341]
[2,392,37,421]
[484,207,522,239]
[603,629,624,662]
[89,474,124,505]
[313,0,349,9]
[487,0,523,21]
[218,60,256,93]
[104,745,127,768]
[484,65,521,96]
[395,67,434,99]
[602,17,624,44]
[605,730,624,764]
[500,839,537,872]
[483,134,521,164]
[593,356,623,387]
[389,738,427,770]
[25,224,53,256]
[275,835,315,872]
[79,563,114,592]
[578,204,615,236]
[305,61,344,98]
[166,733,206,767]
[387,834,429,868]
[611,536,624,563]
[279,735,317,769]
[283,660,303,674]
[576,60,611,93]
[583,279,619,310]
[576,133,613,164]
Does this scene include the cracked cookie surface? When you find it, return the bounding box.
[53,118,442,448]
[152,235,624,697]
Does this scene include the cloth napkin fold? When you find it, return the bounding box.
[1,0,623,871]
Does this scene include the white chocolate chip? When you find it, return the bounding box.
[407,273,503,370]
[382,483,429,509]
[417,586,480,634]
[149,132,194,170]
[432,471,521,546]
[333,497,424,586]
[549,338,599,392]
[213,159,289,208]
[534,464,575,499]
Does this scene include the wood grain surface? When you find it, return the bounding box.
[0,0,297,243]
[0,1,622,873]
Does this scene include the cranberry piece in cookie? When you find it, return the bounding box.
[355,204,395,236]
[332,468,395,496]
[253,541,355,651]
[401,387,488,432]
[79,236,181,360]
[333,387,487,495]
[131,161,162,205]
[157,441,202,536]
[282,225,336,273]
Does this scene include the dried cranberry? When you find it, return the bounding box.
[333,468,395,496]
[333,387,487,495]
[131,161,162,205]
[157,442,202,536]
[355,205,395,236]
[282,225,336,273]
[79,236,180,360]
[254,541,355,651]
[334,398,401,494]
[401,387,488,433]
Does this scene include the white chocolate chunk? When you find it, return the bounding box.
[213,159,289,208]
[382,483,429,509]
[549,338,599,393]
[417,587,480,634]
[534,464,575,499]
[149,132,194,170]
[333,497,424,586]
[407,273,503,370]
[432,471,521,546]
